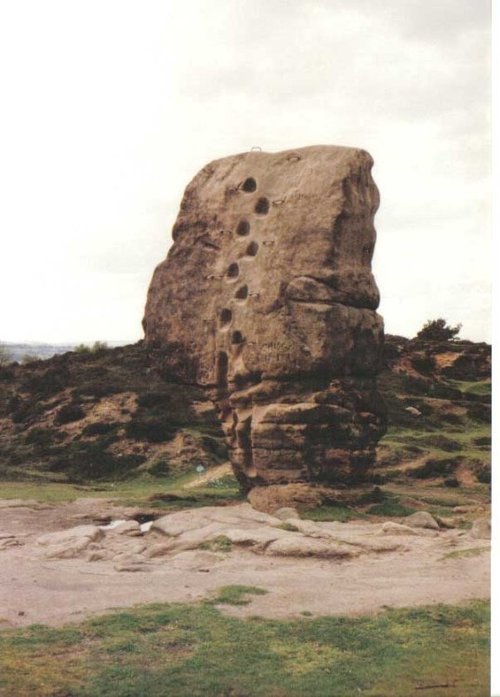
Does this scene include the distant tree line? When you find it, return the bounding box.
[74,341,109,354]
[0,340,109,366]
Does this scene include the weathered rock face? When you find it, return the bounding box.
[144,145,386,490]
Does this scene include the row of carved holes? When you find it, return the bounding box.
[236,204,269,239]
[224,245,258,282]
[217,313,243,347]
[220,177,262,476]
[219,176,268,356]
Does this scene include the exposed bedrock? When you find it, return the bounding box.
[144,145,386,490]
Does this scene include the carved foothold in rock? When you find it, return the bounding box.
[144,146,386,490]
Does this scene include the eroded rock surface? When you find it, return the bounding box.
[144,146,386,489]
[0,498,490,627]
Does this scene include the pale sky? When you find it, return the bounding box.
[0,0,491,343]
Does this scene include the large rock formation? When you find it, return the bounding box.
[144,145,386,491]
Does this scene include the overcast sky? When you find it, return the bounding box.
[0,0,491,344]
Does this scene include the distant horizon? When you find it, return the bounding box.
[0,338,138,347]
[0,323,492,348]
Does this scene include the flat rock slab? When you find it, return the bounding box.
[0,499,490,628]
[266,537,359,559]
[37,526,104,559]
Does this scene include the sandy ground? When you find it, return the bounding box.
[0,498,490,629]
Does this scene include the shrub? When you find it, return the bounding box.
[11,400,47,424]
[0,345,12,366]
[22,368,68,397]
[136,391,176,409]
[82,422,119,436]
[25,427,54,447]
[55,403,85,425]
[408,456,461,479]
[74,341,108,353]
[146,454,171,477]
[472,461,491,484]
[21,353,41,364]
[71,381,118,399]
[411,353,436,375]
[0,365,15,381]
[125,416,177,443]
[201,435,228,460]
[52,440,144,481]
[415,318,461,342]
[424,435,462,452]
[92,341,108,352]
[466,403,491,424]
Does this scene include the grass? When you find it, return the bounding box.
[0,599,489,697]
[0,472,243,508]
[441,546,490,561]
[277,522,300,532]
[207,585,269,606]
[377,418,491,487]
[446,379,491,397]
[366,499,416,517]
[199,535,233,552]
[302,504,363,523]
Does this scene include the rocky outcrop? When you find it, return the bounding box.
[144,146,386,490]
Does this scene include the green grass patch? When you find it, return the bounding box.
[199,535,233,552]
[277,522,300,532]
[205,473,239,489]
[366,500,416,517]
[447,379,491,397]
[208,585,269,606]
[441,546,490,561]
[302,504,362,522]
[0,600,489,696]
[0,472,243,508]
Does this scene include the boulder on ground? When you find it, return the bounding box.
[248,484,328,513]
[37,525,103,559]
[273,507,301,521]
[469,517,491,540]
[266,536,359,559]
[379,521,437,537]
[405,511,440,530]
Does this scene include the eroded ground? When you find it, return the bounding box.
[0,495,490,628]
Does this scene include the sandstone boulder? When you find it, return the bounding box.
[469,517,491,540]
[144,146,386,490]
[266,537,358,559]
[248,484,327,513]
[37,525,103,559]
[405,512,440,530]
[273,507,301,521]
[112,520,142,536]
